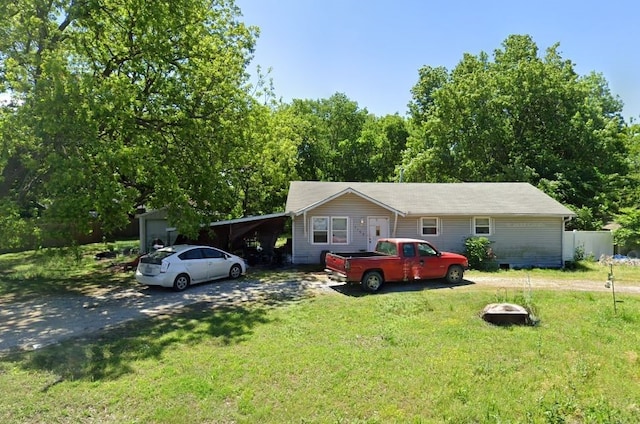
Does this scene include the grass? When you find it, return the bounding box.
[1,246,640,422]
[467,259,640,285]
[0,240,140,300]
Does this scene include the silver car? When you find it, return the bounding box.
[135,245,247,291]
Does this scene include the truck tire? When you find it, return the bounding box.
[446,265,464,284]
[320,250,330,267]
[362,271,384,293]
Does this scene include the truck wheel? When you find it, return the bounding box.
[362,271,384,293]
[446,265,464,284]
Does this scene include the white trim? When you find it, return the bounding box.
[419,217,440,236]
[310,216,330,245]
[330,216,349,245]
[310,216,350,245]
[473,216,493,236]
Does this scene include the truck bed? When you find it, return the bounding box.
[327,251,388,258]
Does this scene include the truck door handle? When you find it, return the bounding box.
[419,260,424,266]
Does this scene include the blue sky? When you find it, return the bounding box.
[237,0,639,121]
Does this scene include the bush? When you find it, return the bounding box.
[464,236,497,270]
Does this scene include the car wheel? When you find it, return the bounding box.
[229,264,242,279]
[361,271,383,293]
[173,273,190,292]
[446,265,464,284]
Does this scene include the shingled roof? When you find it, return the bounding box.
[285,181,575,217]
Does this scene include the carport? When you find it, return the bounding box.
[138,211,290,264]
[175,212,288,261]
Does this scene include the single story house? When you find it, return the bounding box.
[284,181,576,268]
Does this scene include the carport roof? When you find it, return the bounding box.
[206,212,287,227]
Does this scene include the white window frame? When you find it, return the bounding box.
[419,217,439,236]
[311,216,329,244]
[473,217,492,236]
[331,216,349,245]
[311,216,350,245]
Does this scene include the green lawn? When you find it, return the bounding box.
[1,246,640,423]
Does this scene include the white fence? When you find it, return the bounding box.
[563,230,614,261]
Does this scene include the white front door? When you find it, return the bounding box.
[368,217,390,251]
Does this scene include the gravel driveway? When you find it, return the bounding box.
[1,270,638,354]
[0,270,331,354]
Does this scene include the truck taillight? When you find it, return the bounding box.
[345,259,350,271]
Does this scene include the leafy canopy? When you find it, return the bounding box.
[0,0,258,246]
[402,35,628,228]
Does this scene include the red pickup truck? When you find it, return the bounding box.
[325,238,469,292]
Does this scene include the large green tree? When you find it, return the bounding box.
[402,35,627,228]
[355,114,409,182]
[619,123,640,207]
[289,93,369,182]
[229,98,301,217]
[0,0,258,247]
[613,123,640,250]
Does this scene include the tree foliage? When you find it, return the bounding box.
[288,93,370,181]
[619,123,640,208]
[229,98,300,217]
[2,23,636,248]
[614,207,640,254]
[283,93,408,183]
[403,35,628,227]
[0,0,258,243]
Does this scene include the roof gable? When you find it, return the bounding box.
[285,181,575,217]
[288,186,405,217]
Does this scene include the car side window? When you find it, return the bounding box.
[179,248,204,260]
[418,243,437,257]
[402,243,416,257]
[201,248,224,259]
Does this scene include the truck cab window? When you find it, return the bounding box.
[402,243,416,257]
[418,243,437,257]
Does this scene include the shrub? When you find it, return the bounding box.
[464,236,497,270]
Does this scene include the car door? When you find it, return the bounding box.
[201,247,228,280]
[417,242,444,279]
[178,248,208,283]
[401,242,422,280]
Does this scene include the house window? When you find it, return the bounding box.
[312,217,329,243]
[474,217,492,235]
[311,216,349,244]
[331,217,348,244]
[420,217,439,236]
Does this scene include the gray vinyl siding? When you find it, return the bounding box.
[491,217,564,268]
[393,216,468,254]
[291,193,393,264]
[292,195,565,267]
[396,216,563,267]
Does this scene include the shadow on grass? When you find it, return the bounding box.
[331,278,476,296]
[0,250,139,300]
[0,270,137,301]
[2,302,270,387]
